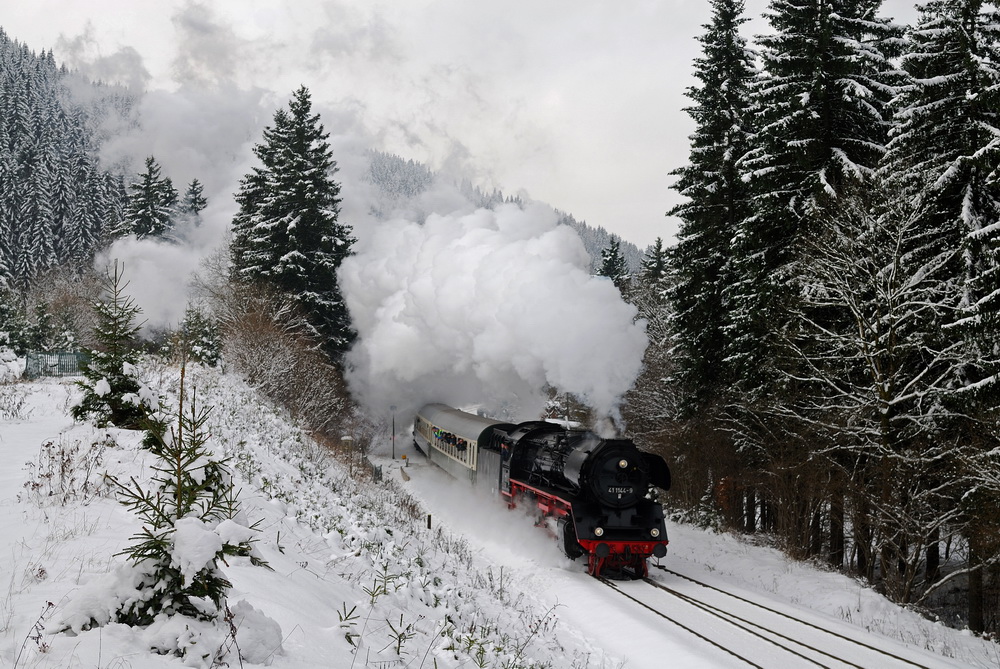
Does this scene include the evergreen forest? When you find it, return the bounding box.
[624,0,1000,635]
[0,28,130,289]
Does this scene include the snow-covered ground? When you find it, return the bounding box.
[1,361,998,668]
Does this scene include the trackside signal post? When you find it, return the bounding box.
[390,405,396,459]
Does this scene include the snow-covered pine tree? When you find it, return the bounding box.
[230,86,356,358]
[179,178,207,222]
[0,152,15,286]
[49,140,78,263]
[884,0,1000,385]
[729,0,902,398]
[65,164,109,265]
[0,290,27,354]
[598,236,629,292]
[176,304,221,367]
[72,262,157,429]
[668,0,756,410]
[881,0,1000,631]
[709,0,905,558]
[110,371,266,629]
[558,212,642,275]
[23,303,56,351]
[640,237,669,291]
[15,144,56,285]
[622,237,681,454]
[117,156,179,240]
[366,149,435,201]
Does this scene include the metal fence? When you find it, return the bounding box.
[24,352,88,379]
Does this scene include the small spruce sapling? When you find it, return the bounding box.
[167,305,222,367]
[72,262,157,429]
[109,365,268,627]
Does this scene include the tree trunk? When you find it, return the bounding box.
[744,488,757,533]
[810,506,824,558]
[925,527,940,583]
[854,494,874,580]
[829,490,845,569]
[969,537,985,634]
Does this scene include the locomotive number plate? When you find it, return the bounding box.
[607,486,633,495]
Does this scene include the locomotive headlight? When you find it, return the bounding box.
[594,527,605,537]
[618,459,629,469]
[650,528,661,538]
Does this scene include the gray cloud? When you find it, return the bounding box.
[55,24,151,91]
[170,2,242,87]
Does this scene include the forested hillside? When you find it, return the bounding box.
[0,29,132,289]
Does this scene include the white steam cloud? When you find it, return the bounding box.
[340,202,648,421]
[95,237,204,328]
[94,83,270,331]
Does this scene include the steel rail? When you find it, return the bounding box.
[652,564,933,669]
[643,576,848,669]
[597,576,766,668]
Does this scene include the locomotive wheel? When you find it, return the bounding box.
[560,518,584,560]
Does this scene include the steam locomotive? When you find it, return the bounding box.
[412,404,671,577]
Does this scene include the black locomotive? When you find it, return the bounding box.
[413,404,671,577]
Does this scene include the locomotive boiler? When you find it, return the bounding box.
[412,404,671,577]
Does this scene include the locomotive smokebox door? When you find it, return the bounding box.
[642,452,671,491]
[565,439,648,510]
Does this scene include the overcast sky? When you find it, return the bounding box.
[4,0,920,249]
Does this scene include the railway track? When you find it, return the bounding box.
[598,564,941,669]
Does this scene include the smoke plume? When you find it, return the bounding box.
[340,202,647,422]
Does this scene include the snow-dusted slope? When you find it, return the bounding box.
[1,364,997,668]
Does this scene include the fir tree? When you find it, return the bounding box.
[882,0,1000,629]
[49,141,78,262]
[23,303,55,351]
[598,236,629,292]
[622,238,680,460]
[631,237,672,318]
[668,0,756,406]
[0,31,131,285]
[118,156,178,240]
[0,154,15,286]
[66,164,106,264]
[640,237,670,290]
[110,369,266,628]
[15,146,56,286]
[230,86,356,357]
[174,304,222,367]
[72,262,156,429]
[727,0,902,397]
[0,290,27,354]
[179,178,207,222]
[884,0,1000,379]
